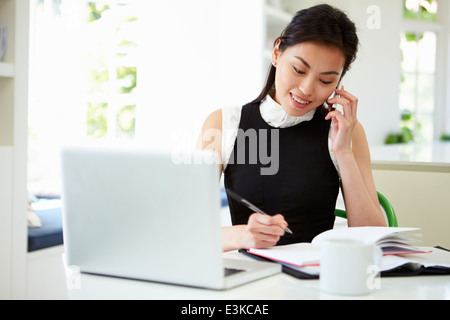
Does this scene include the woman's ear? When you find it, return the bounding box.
[272,38,282,67]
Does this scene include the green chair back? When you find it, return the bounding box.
[334,188,398,227]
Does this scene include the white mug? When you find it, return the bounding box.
[320,239,382,296]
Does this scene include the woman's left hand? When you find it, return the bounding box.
[325,85,359,156]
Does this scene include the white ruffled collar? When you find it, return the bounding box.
[260,94,316,128]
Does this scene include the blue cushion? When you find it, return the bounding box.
[28,200,63,252]
[220,189,229,207]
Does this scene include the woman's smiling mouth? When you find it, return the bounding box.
[290,93,311,109]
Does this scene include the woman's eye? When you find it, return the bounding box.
[293,66,305,74]
[292,65,334,85]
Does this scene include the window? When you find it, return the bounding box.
[28,0,138,195]
[396,0,439,143]
[404,0,438,22]
[86,1,138,140]
[399,31,436,143]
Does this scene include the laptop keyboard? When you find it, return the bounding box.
[224,267,245,277]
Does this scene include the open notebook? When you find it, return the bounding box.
[242,227,450,279]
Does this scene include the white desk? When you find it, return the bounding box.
[64,251,450,300]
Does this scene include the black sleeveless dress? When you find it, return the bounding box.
[224,101,339,245]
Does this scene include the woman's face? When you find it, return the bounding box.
[272,40,345,117]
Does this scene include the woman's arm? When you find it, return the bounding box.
[337,123,386,226]
[196,109,224,174]
[326,87,386,227]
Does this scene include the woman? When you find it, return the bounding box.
[198,4,386,252]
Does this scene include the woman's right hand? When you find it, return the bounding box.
[238,213,288,249]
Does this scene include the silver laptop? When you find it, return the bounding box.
[61,146,280,290]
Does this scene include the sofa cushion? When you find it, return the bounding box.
[28,200,63,252]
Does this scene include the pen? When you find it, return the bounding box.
[225,189,293,235]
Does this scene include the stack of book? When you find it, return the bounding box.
[242,227,450,279]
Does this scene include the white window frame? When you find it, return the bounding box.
[435,1,450,139]
[400,0,450,141]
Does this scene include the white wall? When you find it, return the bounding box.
[136,0,265,151]
[286,0,403,146]
[136,0,221,151]
[0,147,13,299]
[136,0,403,148]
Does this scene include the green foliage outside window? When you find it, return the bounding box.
[117,66,136,94]
[88,2,110,22]
[116,105,136,139]
[87,102,108,139]
[86,1,137,140]
[403,0,437,22]
[385,112,415,144]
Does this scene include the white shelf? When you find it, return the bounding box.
[264,4,292,25]
[263,4,293,65]
[0,62,14,77]
[0,0,29,299]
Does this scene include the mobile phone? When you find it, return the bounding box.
[326,89,344,114]
[325,91,336,111]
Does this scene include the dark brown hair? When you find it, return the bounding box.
[252,4,359,108]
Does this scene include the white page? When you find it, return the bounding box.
[249,243,321,267]
[311,227,419,246]
[403,247,450,268]
[381,247,450,271]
